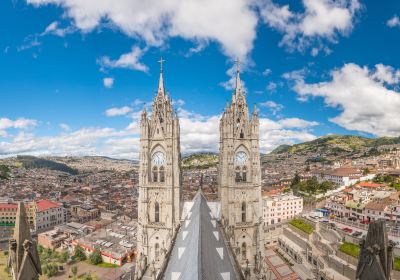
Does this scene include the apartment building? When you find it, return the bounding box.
[262,193,303,226]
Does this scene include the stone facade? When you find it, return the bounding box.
[135,62,182,278]
[219,62,263,277]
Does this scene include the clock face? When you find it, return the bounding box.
[152,152,165,166]
[235,151,247,165]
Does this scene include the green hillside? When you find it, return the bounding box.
[182,153,219,169]
[270,135,400,155]
[16,155,78,175]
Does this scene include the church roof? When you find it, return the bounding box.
[163,191,238,280]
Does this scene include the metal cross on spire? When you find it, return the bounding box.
[235,57,240,73]
[158,57,166,72]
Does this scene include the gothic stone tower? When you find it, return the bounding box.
[219,62,262,277]
[135,60,181,278]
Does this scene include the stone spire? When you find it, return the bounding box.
[8,202,41,280]
[157,57,165,97]
[234,57,244,99]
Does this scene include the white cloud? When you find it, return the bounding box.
[260,100,283,115]
[0,105,319,158]
[259,0,361,53]
[103,77,114,88]
[0,118,37,130]
[266,81,277,92]
[27,0,258,58]
[277,118,318,129]
[59,123,71,131]
[42,21,75,37]
[262,68,272,76]
[98,46,149,73]
[387,15,400,28]
[288,63,400,136]
[105,106,132,117]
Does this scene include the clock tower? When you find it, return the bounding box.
[219,60,263,277]
[135,59,181,279]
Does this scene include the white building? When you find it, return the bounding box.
[262,193,303,226]
[34,199,67,232]
[313,166,375,187]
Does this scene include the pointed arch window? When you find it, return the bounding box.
[152,167,158,182]
[240,130,244,139]
[241,202,246,222]
[242,166,247,182]
[155,202,160,223]
[241,242,247,260]
[155,243,160,260]
[235,166,241,182]
[159,166,165,183]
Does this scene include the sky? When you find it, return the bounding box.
[1,0,400,159]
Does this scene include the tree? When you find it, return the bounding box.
[61,250,69,262]
[71,265,78,279]
[89,249,102,265]
[362,168,370,175]
[74,245,86,261]
[291,172,301,188]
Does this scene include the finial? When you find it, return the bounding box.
[158,57,165,73]
[235,57,240,74]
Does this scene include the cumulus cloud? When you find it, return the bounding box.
[98,46,149,73]
[0,106,318,158]
[103,77,114,88]
[59,123,71,131]
[27,0,258,58]
[288,63,400,136]
[259,0,361,53]
[105,106,132,117]
[0,118,37,131]
[260,101,283,115]
[387,15,400,28]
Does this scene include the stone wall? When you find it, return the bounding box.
[283,227,309,250]
[287,223,311,241]
[324,255,356,280]
[336,250,358,266]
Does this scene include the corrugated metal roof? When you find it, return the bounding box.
[163,191,238,280]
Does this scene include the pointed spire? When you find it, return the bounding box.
[14,202,32,274]
[234,57,243,96]
[141,103,147,119]
[157,57,166,97]
[253,103,258,115]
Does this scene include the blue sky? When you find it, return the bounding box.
[1,0,400,158]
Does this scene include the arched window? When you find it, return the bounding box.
[152,167,158,182]
[242,166,247,182]
[235,167,241,182]
[241,242,246,260]
[159,166,165,183]
[155,243,160,260]
[240,130,244,139]
[155,202,160,223]
[241,202,246,222]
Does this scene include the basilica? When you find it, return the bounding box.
[134,60,264,280]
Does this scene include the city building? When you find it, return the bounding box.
[73,221,136,266]
[262,193,303,226]
[0,199,66,232]
[313,166,375,187]
[219,60,263,276]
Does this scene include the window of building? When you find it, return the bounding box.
[155,202,160,223]
[159,166,165,183]
[241,242,246,260]
[241,202,246,222]
[153,167,158,182]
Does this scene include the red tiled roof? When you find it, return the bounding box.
[356,182,386,188]
[0,203,18,210]
[36,200,61,211]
